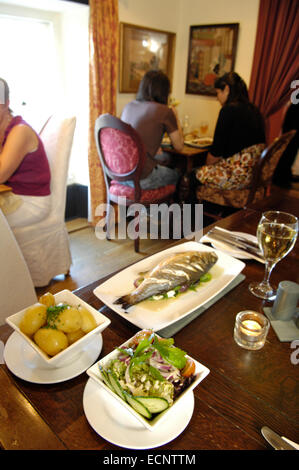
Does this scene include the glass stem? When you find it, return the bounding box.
[262,261,276,286]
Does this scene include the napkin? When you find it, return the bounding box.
[200,234,265,263]
[263,307,299,342]
[157,273,246,338]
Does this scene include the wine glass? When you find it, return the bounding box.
[249,211,298,300]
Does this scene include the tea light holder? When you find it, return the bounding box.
[234,311,270,350]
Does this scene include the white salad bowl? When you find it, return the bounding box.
[86,332,210,431]
[6,289,111,368]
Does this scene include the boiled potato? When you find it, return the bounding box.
[39,292,55,308]
[67,329,85,345]
[34,328,68,356]
[78,305,97,333]
[54,306,82,333]
[20,303,47,336]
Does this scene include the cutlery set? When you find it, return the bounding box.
[202,226,265,263]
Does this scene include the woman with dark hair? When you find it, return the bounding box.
[120,70,184,190]
[214,72,249,103]
[136,69,171,104]
[195,72,266,190]
[206,72,265,165]
[0,77,51,229]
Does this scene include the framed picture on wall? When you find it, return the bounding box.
[186,23,239,96]
[119,22,176,93]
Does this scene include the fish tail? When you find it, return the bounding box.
[113,295,133,310]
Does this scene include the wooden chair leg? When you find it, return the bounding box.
[134,211,140,252]
[134,236,140,253]
[106,198,112,240]
[266,184,271,196]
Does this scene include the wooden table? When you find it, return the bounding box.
[162,144,209,202]
[1,196,298,453]
[162,144,209,174]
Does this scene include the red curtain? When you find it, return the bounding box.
[88,0,119,225]
[249,0,299,142]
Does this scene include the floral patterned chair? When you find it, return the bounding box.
[94,114,176,252]
[196,130,296,221]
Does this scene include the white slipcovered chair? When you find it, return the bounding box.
[0,209,37,324]
[12,114,76,287]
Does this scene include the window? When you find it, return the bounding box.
[0,14,60,131]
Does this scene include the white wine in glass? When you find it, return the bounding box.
[249,211,298,300]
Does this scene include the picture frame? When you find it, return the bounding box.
[185,23,239,96]
[119,22,176,93]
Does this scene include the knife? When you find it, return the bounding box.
[261,426,297,450]
[211,226,260,250]
[206,232,265,263]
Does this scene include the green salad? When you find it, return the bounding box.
[98,330,196,420]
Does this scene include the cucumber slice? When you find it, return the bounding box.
[107,370,126,401]
[98,364,114,392]
[124,392,152,419]
[135,396,169,413]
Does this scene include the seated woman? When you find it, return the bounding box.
[0,77,51,229]
[195,72,266,190]
[120,69,184,190]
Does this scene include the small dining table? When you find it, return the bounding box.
[162,143,209,174]
[162,143,210,202]
[0,190,298,453]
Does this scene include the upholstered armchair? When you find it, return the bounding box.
[12,114,76,287]
[196,131,296,220]
[94,113,176,252]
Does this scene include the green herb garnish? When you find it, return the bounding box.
[134,333,154,356]
[200,272,212,282]
[46,304,68,328]
[152,335,187,369]
[148,365,165,381]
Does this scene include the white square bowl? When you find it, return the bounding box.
[6,289,111,368]
[86,332,210,431]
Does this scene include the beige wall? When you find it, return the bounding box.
[118,0,260,136]
[118,0,181,116]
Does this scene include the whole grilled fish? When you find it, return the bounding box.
[114,251,218,310]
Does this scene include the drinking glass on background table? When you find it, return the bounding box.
[200,120,208,136]
[182,115,190,137]
[249,211,298,300]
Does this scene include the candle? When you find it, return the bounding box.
[240,320,262,337]
[234,311,270,350]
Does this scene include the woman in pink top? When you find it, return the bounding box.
[0,78,51,229]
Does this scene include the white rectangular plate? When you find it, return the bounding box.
[93,241,245,332]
